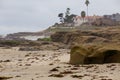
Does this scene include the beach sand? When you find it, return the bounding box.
[0,47,120,80]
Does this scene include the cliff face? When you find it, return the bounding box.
[6,32,43,37]
[5,31,51,40]
[51,27,120,45]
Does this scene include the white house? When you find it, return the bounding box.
[73,15,102,26]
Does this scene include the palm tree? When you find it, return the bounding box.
[81,11,86,22]
[65,8,70,16]
[65,8,70,20]
[85,0,90,17]
[58,13,64,23]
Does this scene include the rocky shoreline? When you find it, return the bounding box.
[0,26,120,80]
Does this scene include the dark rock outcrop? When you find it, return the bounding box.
[70,45,120,64]
[19,42,65,51]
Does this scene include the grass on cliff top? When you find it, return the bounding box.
[47,25,120,33]
[47,27,78,32]
[47,26,100,32]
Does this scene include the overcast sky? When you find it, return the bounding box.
[0,0,120,34]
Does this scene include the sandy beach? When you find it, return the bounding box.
[0,0,120,80]
[0,47,120,80]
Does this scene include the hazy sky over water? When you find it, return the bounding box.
[0,0,120,34]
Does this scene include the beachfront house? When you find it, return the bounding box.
[73,15,102,26]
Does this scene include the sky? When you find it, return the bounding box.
[0,0,120,34]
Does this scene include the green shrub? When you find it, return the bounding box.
[0,40,21,46]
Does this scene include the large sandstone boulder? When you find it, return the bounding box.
[70,45,120,64]
[70,46,89,64]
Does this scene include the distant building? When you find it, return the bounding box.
[92,13,120,26]
[104,13,120,22]
[92,18,117,26]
